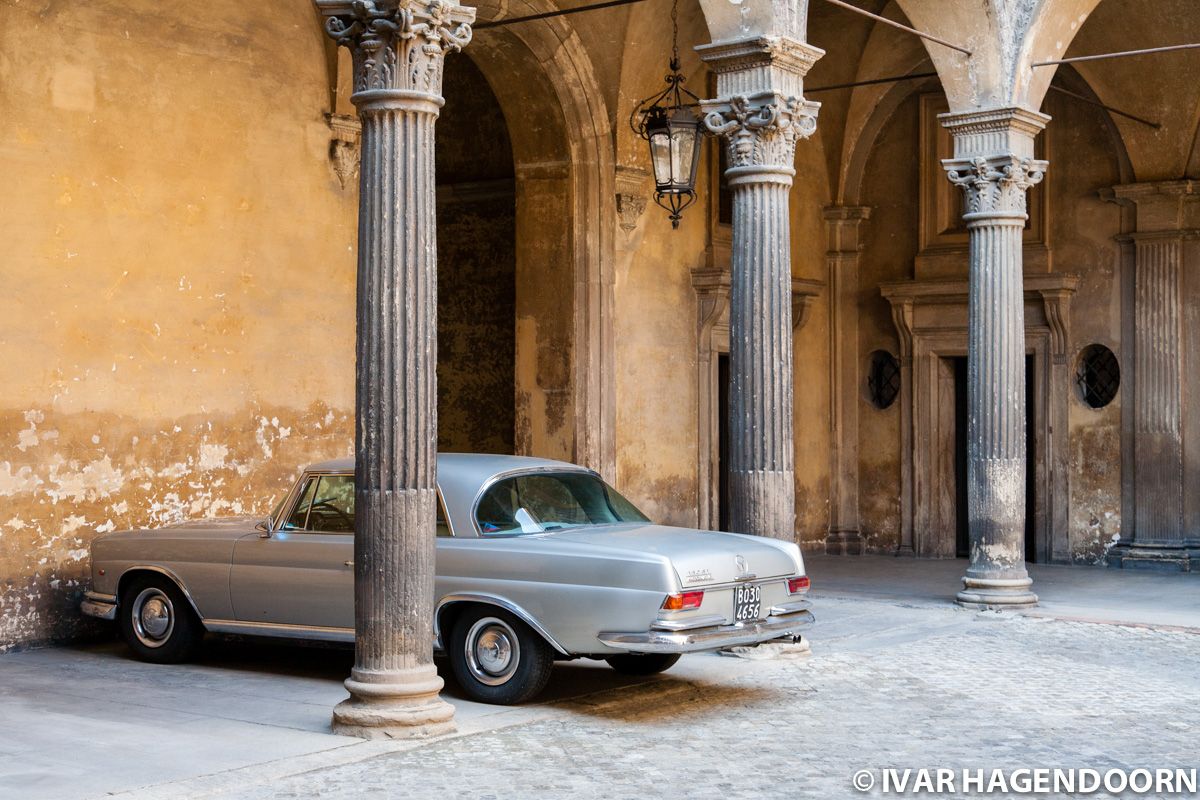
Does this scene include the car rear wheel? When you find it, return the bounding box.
[449,607,554,705]
[604,653,681,676]
[119,575,204,664]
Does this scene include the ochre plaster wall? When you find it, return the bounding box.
[1042,90,1125,563]
[0,0,357,649]
[856,91,920,553]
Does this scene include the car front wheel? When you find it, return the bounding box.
[449,607,554,705]
[604,653,680,676]
[118,575,204,664]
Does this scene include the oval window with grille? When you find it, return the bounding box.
[1076,344,1120,409]
[867,350,901,410]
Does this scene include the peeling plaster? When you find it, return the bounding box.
[0,404,352,650]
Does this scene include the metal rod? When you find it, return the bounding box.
[806,71,938,93]
[475,0,646,29]
[1032,42,1200,67]
[803,69,1161,130]
[817,0,971,56]
[1047,84,1160,129]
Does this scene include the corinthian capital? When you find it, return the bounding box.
[317,0,475,98]
[944,155,1047,218]
[702,95,819,171]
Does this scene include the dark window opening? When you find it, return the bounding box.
[1076,344,1120,409]
[867,350,901,410]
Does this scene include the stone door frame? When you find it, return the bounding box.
[883,275,1077,563]
[692,268,823,530]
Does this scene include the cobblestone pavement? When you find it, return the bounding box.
[204,597,1200,800]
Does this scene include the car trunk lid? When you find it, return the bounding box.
[541,523,797,587]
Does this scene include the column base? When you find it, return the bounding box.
[1106,543,1200,573]
[825,529,863,555]
[894,544,915,557]
[332,666,456,740]
[956,574,1038,610]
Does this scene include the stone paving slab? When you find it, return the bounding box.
[173,599,1199,800]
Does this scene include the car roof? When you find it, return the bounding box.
[306,453,585,476]
[304,453,597,532]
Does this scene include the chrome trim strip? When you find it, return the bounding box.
[684,576,793,592]
[435,593,571,655]
[769,599,812,616]
[117,565,206,621]
[80,591,118,621]
[650,613,727,632]
[205,619,355,643]
[598,610,814,654]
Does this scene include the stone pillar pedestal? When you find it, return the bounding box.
[825,206,871,555]
[1104,181,1200,572]
[698,37,822,541]
[317,0,473,739]
[941,107,1047,608]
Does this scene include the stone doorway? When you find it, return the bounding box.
[883,275,1077,562]
[941,355,1038,561]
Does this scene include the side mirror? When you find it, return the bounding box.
[255,517,274,538]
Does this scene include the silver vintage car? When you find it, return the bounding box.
[82,454,813,704]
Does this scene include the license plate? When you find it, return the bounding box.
[733,584,762,622]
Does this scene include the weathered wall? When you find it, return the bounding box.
[1042,89,1125,563]
[856,89,922,553]
[0,0,357,648]
[611,4,708,528]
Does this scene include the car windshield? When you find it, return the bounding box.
[475,472,649,535]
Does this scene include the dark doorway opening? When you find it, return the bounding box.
[718,353,731,532]
[436,56,516,454]
[953,355,1037,561]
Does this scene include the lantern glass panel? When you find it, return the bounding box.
[649,130,672,188]
[670,126,696,186]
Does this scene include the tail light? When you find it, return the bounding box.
[662,591,704,611]
[787,576,810,594]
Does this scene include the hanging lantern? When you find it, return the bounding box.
[630,0,703,229]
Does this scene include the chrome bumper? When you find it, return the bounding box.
[81,591,118,621]
[598,607,814,654]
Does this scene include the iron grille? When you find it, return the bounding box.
[868,350,901,410]
[1076,344,1120,409]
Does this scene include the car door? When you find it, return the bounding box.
[230,473,355,630]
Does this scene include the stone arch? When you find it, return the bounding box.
[890,0,1104,112]
[835,1,939,205]
[314,0,617,475]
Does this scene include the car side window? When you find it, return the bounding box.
[476,481,519,533]
[306,475,355,533]
[283,478,317,530]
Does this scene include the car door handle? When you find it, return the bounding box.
[343,560,354,567]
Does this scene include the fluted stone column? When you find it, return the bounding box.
[1104,181,1199,571]
[942,108,1047,608]
[698,37,822,541]
[317,0,473,739]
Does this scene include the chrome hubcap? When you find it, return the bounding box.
[465,617,520,686]
[131,587,175,648]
